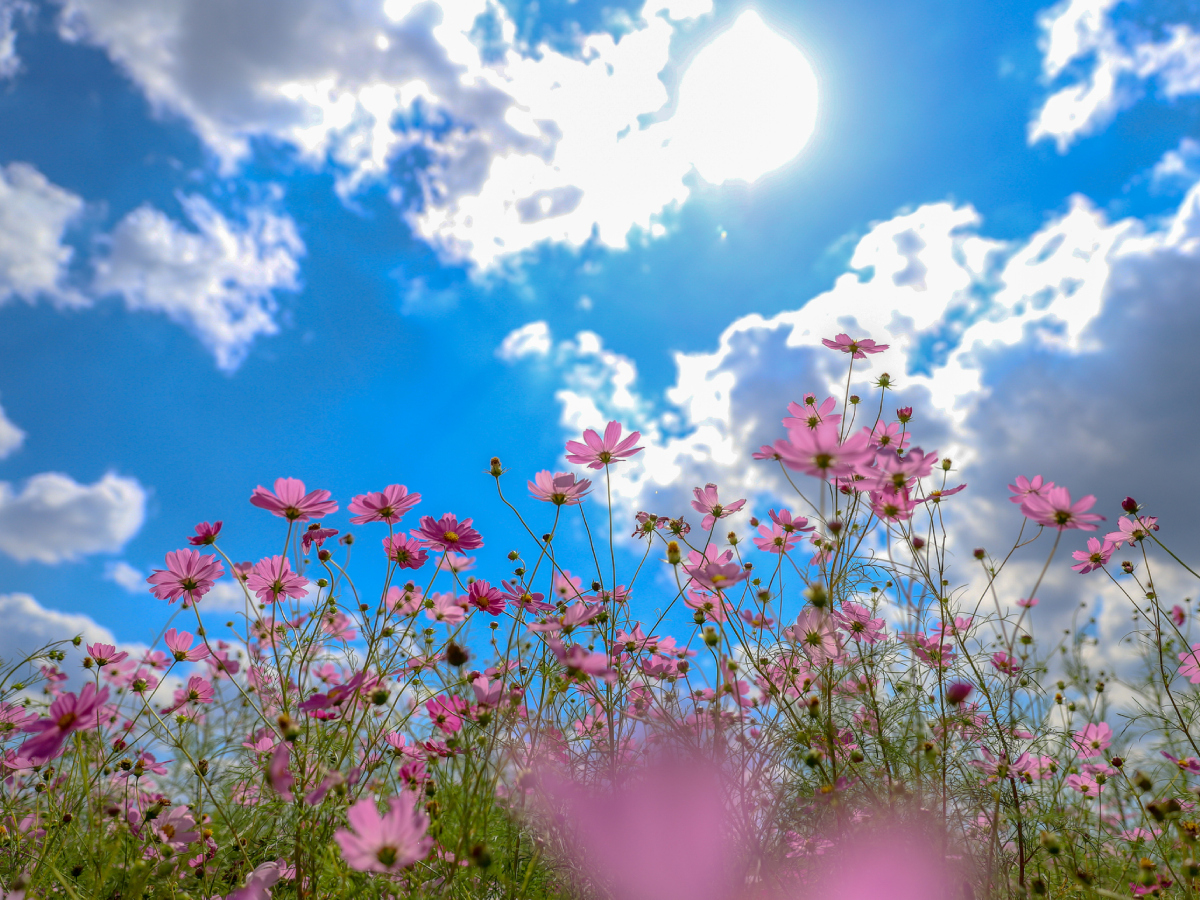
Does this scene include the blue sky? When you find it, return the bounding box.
[1,0,1199,658]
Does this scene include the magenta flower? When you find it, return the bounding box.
[753,522,799,553]
[301,523,338,552]
[426,696,468,734]
[833,602,886,644]
[778,424,875,480]
[565,420,643,469]
[164,628,209,663]
[1072,722,1113,757]
[782,394,841,431]
[1171,605,1186,626]
[246,556,310,604]
[946,681,974,705]
[1020,485,1104,531]
[1007,474,1054,504]
[87,643,128,666]
[689,484,746,531]
[147,549,225,604]
[335,794,431,874]
[249,477,338,522]
[414,513,484,553]
[821,332,889,358]
[501,580,554,613]
[20,683,109,763]
[1071,537,1115,574]
[187,521,222,545]
[528,470,593,505]
[382,534,428,569]
[170,675,215,712]
[466,579,506,615]
[348,484,420,525]
[991,651,1022,676]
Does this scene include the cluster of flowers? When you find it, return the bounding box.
[0,332,1198,899]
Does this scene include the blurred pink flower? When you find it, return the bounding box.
[334,794,431,874]
[20,683,108,763]
[1020,485,1103,531]
[779,423,875,480]
[1007,474,1054,504]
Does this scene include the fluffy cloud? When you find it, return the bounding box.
[1149,137,1200,191]
[1030,0,1200,151]
[0,162,86,307]
[0,592,116,658]
[0,396,25,460]
[0,1,28,79]
[0,471,146,563]
[51,0,825,267]
[93,194,304,371]
[104,560,145,593]
[495,320,551,362]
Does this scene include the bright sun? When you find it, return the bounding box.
[672,10,819,184]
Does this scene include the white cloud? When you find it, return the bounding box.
[496,320,551,361]
[0,1,29,79]
[1030,0,1200,150]
[0,471,146,563]
[0,396,25,460]
[1149,136,1200,191]
[93,195,304,371]
[0,593,116,662]
[104,560,145,593]
[50,0,831,267]
[0,162,86,307]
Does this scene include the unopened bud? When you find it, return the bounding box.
[941,458,952,471]
[805,582,828,609]
[703,627,719,647]
[1122,496,1139,514]
[507,550,520,561]
[318,549,331,561]
[667,541,681,565]
[973,547,985,560]
[446,642,469,667]
[849,395,860,405]
[911,536,925,550]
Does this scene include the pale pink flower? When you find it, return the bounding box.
[1007,474,1054,504]
[414,513,483,553]
[868,421,911,451]
[834,602,886,644]
[753,522,800,553]
[1066,773,1102,796]
[821,332,889,358]
[348,484,420,525]
[249,477,338,522]
[1178,643,1200,684]
[769,508,813,534]
[334,794,431,873]
[1016,597,1039,608]
[683,559,747,593]
[565,420,643,469]
[689,483,746,531]
[790,608,841,663]
[226,861,285,900]
[1071,537,1115,574]
[425,592,467,625]
[1020,485,1104,531]
[782,394,841,430]
[550,639,615,682]
[246,556,309,604]
[86,642,128,666]
[147,549,225,603]
[778,423,875,480]
[1171,605,1186,626]
[991,651,1022,676]
[1104,515,1160,547]
[1072,722,1113,757]
[528,471,592,505]
[164,628,209,662]
[684,588,733,623]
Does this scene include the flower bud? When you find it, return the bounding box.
[489,457,503,476]
[1133,771,1154,793]
[703,627,719,647]
[946,681,973,705]
[318,549,331,561]
[1122,496,1139,514]
[446,641,469,667]
[911,536,925,550]
[667,541,681,565]
[876,373,891,388]
[849,395,860,405]
[941,457,952,471]
[896,407,913,423]
[972,547,985,559]
[507,550,520,561]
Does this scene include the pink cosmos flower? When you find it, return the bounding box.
[946,681,973,705]
[1071,537,1115,574]
[868,421,911,451]
[528,471,592,505]
[778,424,875,480]
[382,534,428,569]
[466,579,506,615]
[426,696,468,734]
[1104,515,1160,547]
[348,484,420,524]
[20,683,109,763]
[1020,485,1103,531]
[501,580,555,613]
[334,794,431,874]
[549,639,616,682]
[300,523,338,552]
[689,484,746,531]
[147,549,225,604]
[164,628,209,663]
[1017,597,1038,608]
[170,675,215,712]
[1065,773,1102,796]
[249,477,338,522]
[1072,722,1112,757]
[683,558,747,593]
[753,522,800,553]
[414,513,483,553]
[1007,474,1054,504]
[187,521,222,545]
[268,742,294,800]
[769,508,813,534]
[425,592,467,625]
[471,676,503,708]
[833,602,886,644]
[246,556,309,604]
[991,651,1022,676]
[226,861,285,900]
[87,643,128,666]
[1178,643,1200,683]
[1171,605,1186,626]
[790,608,841,663]
[782,394,842,431]
[869,489,921,522]
[684,588,733,623]
[565,421,643,469]
[821,332,889,358]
